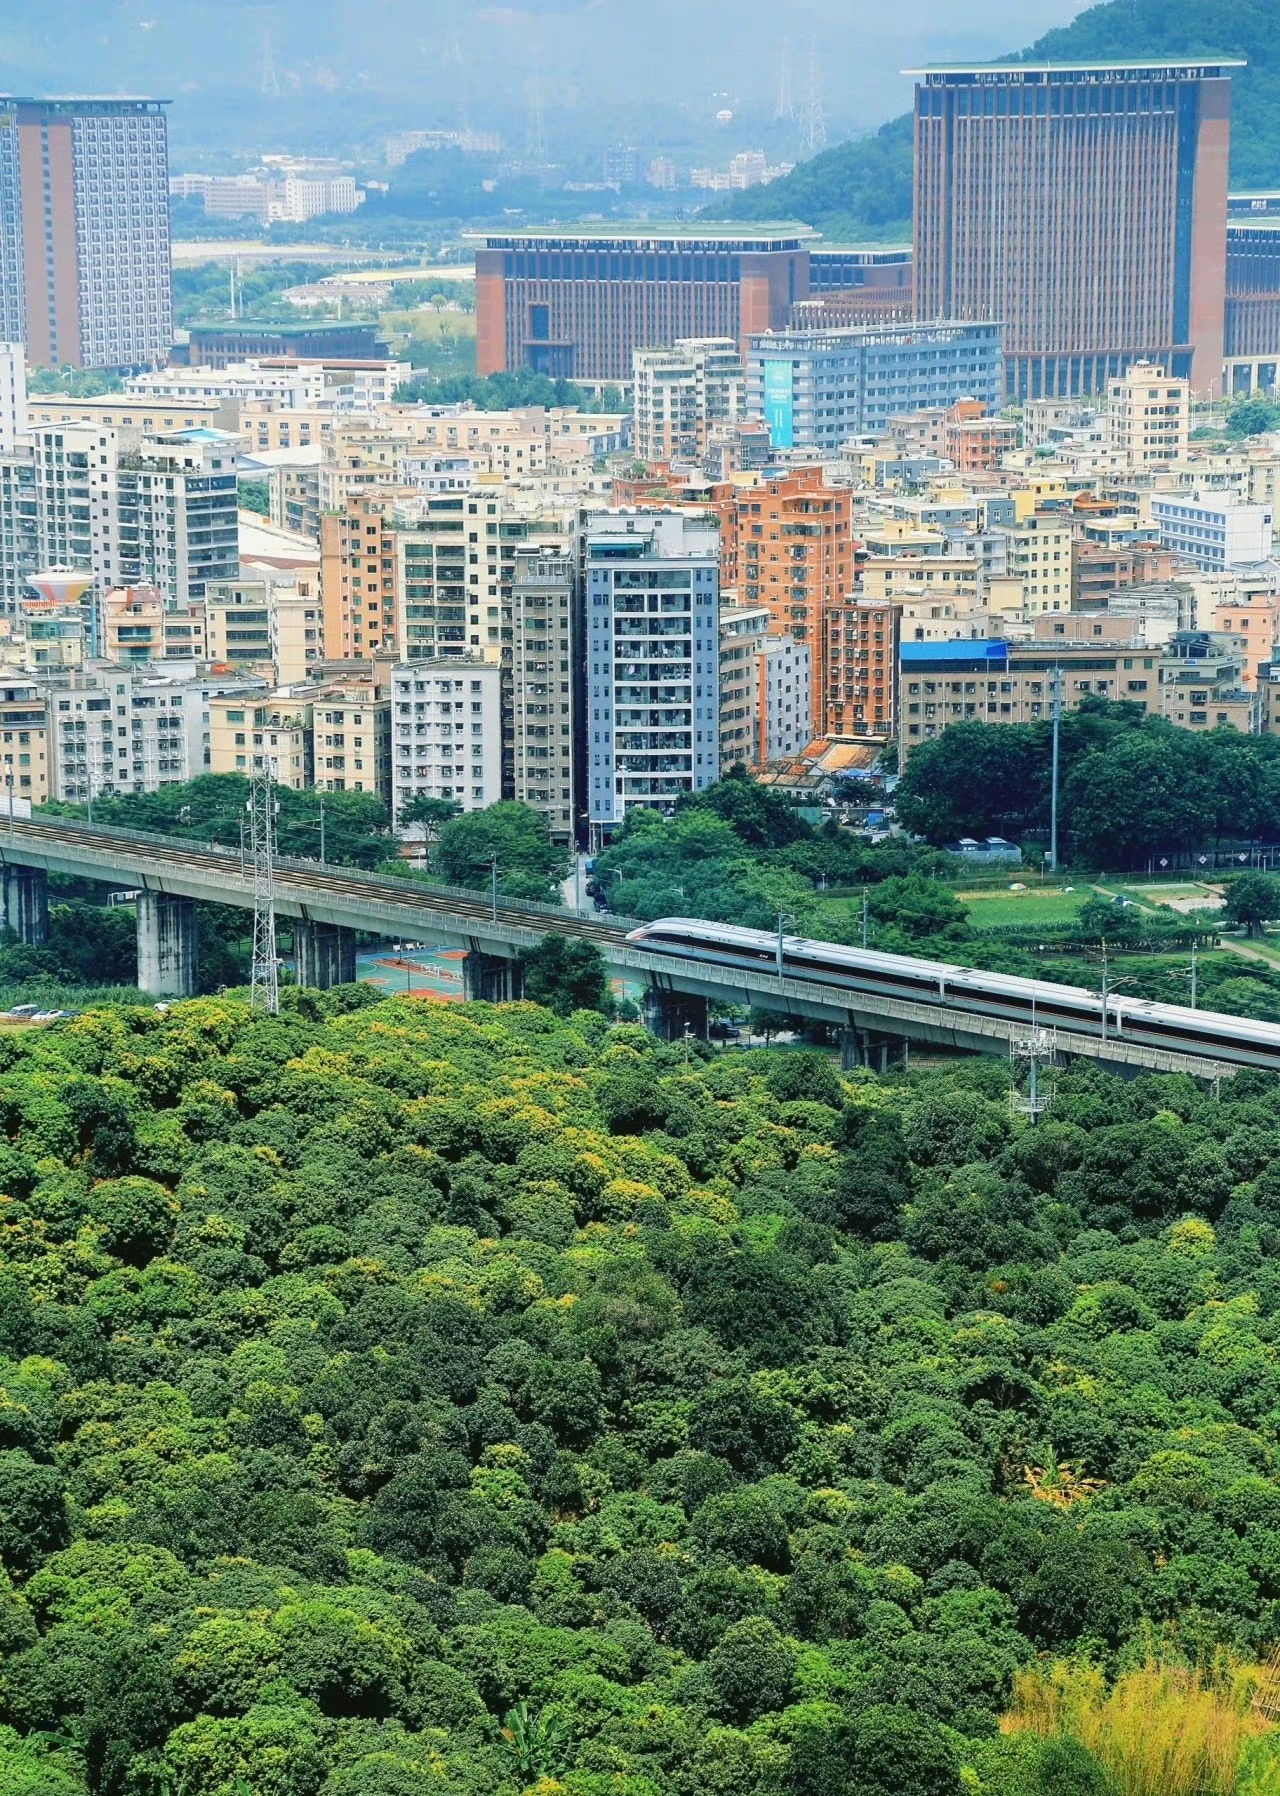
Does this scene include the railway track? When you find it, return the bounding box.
[2,816,626,945]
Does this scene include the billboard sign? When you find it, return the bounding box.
[762,359,794,450]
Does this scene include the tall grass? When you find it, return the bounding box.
[1004,1655,1278,1796]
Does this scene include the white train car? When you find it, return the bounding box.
[626,917,1280,1072]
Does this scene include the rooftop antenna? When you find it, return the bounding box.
[260,24,282,99]
[800,41,827,153]
[775,40,795,122]
[248,753,281,1015]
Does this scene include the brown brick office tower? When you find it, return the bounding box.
[472,226,814,383]
[910,61,1239,400]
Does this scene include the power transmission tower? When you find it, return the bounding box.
[248,755,281,1015]
[775,41,794,121]
[528,64,546,166]
[260,26,282,99]
[800,42,826,152]
[443,1,463,65]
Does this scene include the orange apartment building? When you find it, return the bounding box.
[710,468,857,738]
[826,600,900,738]
[944,404,1019,474]
[319,494,399,661]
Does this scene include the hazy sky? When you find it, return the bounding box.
[1,0,1094,149]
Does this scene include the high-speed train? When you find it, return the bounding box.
[626,916,1280,1072]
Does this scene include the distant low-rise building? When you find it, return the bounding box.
[1152,492,1276,571]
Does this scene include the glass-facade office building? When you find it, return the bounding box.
[747,321,1002,453]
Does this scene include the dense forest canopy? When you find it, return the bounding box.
[5,991,1280,1793]
[716,0,1280,236]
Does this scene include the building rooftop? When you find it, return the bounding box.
[467,223,819,247]
[905,58,1245,77]
[0,94,170,107]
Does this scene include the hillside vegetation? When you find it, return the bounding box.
[716,0,1280,238]
[7,994,1280,1793]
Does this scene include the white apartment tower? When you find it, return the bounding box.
[30,423,238,609]
[585,511,720,844]
[0,343,27,453]
[390,661,503,822]
[632,338,746,464]
[0,97,172,370]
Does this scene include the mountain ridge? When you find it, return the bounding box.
[712,0,1280,239]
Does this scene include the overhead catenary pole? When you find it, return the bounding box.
[248,754,281,1015]
[1047,662,1061,873]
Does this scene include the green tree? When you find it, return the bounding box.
[1223,871,1280,937]
[435,802,568,902]
[517,936,610,1016]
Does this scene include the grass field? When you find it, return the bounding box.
[955,886,1093,929]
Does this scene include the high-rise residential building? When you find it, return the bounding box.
[747,321,1002,453]
[0,344,27,453]
[50,665,205,800]
[756,634,812,763]
[311,683,391,800]
[1104,363,1191,467]
[910,60,1239,398]
[320,494,399,661]
[711,468,856,738]
[0,451,38,615]
[390,661,503,819]
[584,512,720,844]
[472,225,815,381]
[632,339,746,464]
[0,97,173,370]
[719,603,770,770]
[28,423,238,615]
[511,548,580,845]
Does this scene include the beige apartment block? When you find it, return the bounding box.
[0,680,51,804]
[1105,363,1191,468]
[209,693,312,787]
[311,683,391,801]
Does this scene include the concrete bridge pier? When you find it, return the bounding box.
[645,988,709,1043]
[137,892,200,997]
[463,949,524,1004]
[841,1027,908,1073]
[294,920,357,989]
[1,864,49,946]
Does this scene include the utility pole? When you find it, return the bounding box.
[1047,662,1061,873]
[1191,942,1198,1010]
[249,755,281,1015]
[490,855,500,922]
[861,889,869,949]
[776,910,786,980]
[317,790,326,865]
